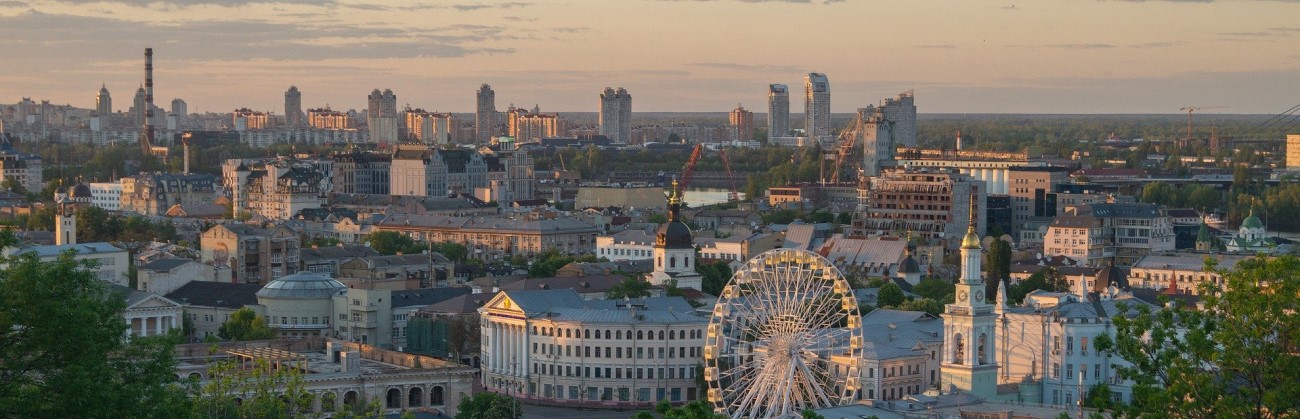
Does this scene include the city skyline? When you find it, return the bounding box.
[1,0,1298,114]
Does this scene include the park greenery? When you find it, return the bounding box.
[217,307,275,341]
[455,392,522,419]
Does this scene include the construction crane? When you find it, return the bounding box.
[678,144,705,199]
[719,149,739,202]
[829,113,866,184]
[1180,106,1228,140]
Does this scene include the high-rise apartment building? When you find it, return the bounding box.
[285,86,303,127]
[131,86,147,127]
[598,87,632,143]
[96,85,112,118]
[881,91,917,148]
[507,105,562,142]
[767,84,789,138]
[804,73,831,141]
[367,89,399,144]
[1287,134,1300,169]
[859,106,896,178]
[307,107,349,129]
[475,84,496,143]
[232,108,270,131]
[729,104,754,142]
[404,108,454,146]
[170,98,187,121]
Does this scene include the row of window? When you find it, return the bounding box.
[535,384,694,403]
[533,342,698,360]
[532,363,695,381]
[532,326,703,341]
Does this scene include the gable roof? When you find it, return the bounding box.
[164,281,263,309]
[139,257,195,272]
[390,287,473,309]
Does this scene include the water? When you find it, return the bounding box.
[683,188,745,208]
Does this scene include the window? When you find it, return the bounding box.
[1053,363,1060,378]
[1082,337,1089,352]
[1066,363,1074,379]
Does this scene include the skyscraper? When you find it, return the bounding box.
[170,98,187,119]
[804,73,830,141]
[767,84,789,138]
[881,90,916,148]
[598,87,632,143]
[131,86,147,127]
[96,85,112,118]
[729,104,754,142]
[859,106,895,178]
[476,84,496,143]
[285,86,303,128]
[367,89,399,144]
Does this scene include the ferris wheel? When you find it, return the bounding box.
[703,249,863,419]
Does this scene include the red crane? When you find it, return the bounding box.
[678,144,705,198]
[719,149,739,202]
[829,113,864,184]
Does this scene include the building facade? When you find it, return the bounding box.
[598,87,632,143]
[404,108,453,145]
[1007,166,1070,234]
[804,73,831,141]
[476,84,497,143]
[767,84,789,138]
[507,105,562,143]
[480,289,708,407]
[367,89,400,144]
[119,173,219,216]
[285,86,303,127]
[0,141,42,193]
[332,150,392,195]
[728,105,753,142]
[880,91,917,148]
[850,168,985,249]
[373,213,599,260]
[940,215,999,398]
[200,223,301,285]
[1042,203,1175,266]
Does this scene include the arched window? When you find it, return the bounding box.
[565,329,571,338]
[669,330,676,340]
[408,387,424,407]
[670,256,676,268]
[604,330,611,340]
[978,333,988,365]
[658,330,665,340]
[637,330,643,340]
[584,329,590,339]
[616,330,622,340]
[432,386,445,405]
[953,333,965,365]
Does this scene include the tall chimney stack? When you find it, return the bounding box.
[143,48,155,155]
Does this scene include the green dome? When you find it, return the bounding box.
[1196,222,1211,243]
[1242,210,1264,230]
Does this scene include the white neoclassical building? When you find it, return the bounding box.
[112,284,184,340]
[479,289,708,409]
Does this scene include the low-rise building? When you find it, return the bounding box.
[138,257,221,296]
[1128,252,1254,295]
[200,223,300,285]
[479,289,708,408]
[336,253,453,290]
[114,284,185,340]
[373,214,599,261]
[595,229,655,261]
[9,242,130,286]
[1043,203,1175,266]
[257,272,346,339]
[165,281,264,340]
[120,173,219,216]
[298,244,380,277]
[857,309,944,401]
[88,182,122,211]
[332,287,472,349]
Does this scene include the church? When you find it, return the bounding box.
[645,180,703,290]
[932,195,1155,407]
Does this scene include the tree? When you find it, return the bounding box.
[877,282,906,308]
[365,231,421,255]
[456,392,521,419]
[913,276,955,301]
[896,298,944,316]
[802,410,828,419]
[696,260,732,296]
[1007,267,1067,304]
[1100,255,1300,418]
[648,213,669,224]
[430,241,470,262]
[606,276,652,299]
[984,238,1012,300]
[217,307,275,341]
[658,399,725,419]
[192,357,313,419]
[0,249,191,418]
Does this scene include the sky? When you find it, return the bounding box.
[2,0,1299,114]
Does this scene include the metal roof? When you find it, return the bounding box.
[256,272,346,299]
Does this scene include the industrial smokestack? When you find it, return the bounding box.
[143,48,155,155]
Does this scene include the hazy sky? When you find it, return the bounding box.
[3,0,1299,114]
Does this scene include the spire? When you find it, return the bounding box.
[961,192,981,249]
[666,179,681,222]
[1077,273,1089,300]
[995,279,1008,315]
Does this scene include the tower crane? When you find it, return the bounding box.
[719,149,739,202]
[1180,106,1228,140]
[675,144,705,202]
[829,113,866,184]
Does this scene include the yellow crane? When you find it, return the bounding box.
[1180,106,1228,140]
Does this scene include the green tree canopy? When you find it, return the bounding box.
[456,392,521,419]
[0,249,190,418]
[1100,255,1300,418]
[1007,267,1067,304]
[696,260,733,296]
[217,307,275,341]
[983,238,1012,299]
[606,276,652,299]
[877,282,906,308]
[912,276,955,301]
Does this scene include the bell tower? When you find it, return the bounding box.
[940,192,998,398]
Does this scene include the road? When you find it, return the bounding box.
[522,404,642,419]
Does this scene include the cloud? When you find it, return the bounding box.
[0,1,27,7]
[916,44,957,49]
[1128,40,1187,48]
[1039,43,1116,49]
[46,0,333,5]
[340,2,390,11]
[549,27,588,33]
[1218,31,1275,37]
[502,16,537,21]
[0,10,518,66]
[688,62,801,72]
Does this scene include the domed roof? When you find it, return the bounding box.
[256,272,346,299]
[71,183,93,198]
[960,228,981,250]
[1241,210,1264,230]
[898,254,921,274]
[656,221,693,249]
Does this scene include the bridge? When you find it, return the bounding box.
[606,171,758,189]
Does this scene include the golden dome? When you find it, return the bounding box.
[961,225,981,250]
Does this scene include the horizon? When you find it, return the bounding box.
[1,0,1298,115]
